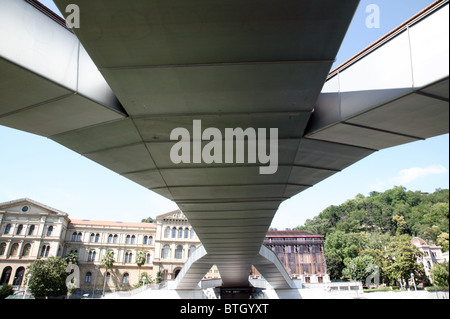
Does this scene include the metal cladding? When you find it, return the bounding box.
[0,0,448,289]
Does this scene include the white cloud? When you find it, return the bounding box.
[391,165,448,185]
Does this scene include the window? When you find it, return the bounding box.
[172,227,177,238]
[28,225,35,236]
[16,224,23,235]
[90,233,95,242]
[146,253,152,264]
[88,250,96,262]
[72,232,81,242]
[113,234,118,243]
[163,245,170,259]
[10,243,19,256]
[178,228,183,238]
[95,233,100,243]
[4,224,11,235]
[125,252,132,263]
[143,236,148,245]
[108,234,113,243]
[165,227,170,238]
[76,232,81,242]
[190,228,195,239]
[22,244,31,257]
[106,272,111,284]
[126,235,130,244]
[47,226,54,236]
[85,272,92,283]
[40,245,50,257]
[148,236,153,245]
[131,235,136,244]
[123,273,129,284]
[0,243,6,256]
[176,246,183,259]
[185,228,189,239]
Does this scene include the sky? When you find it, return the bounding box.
[0,0,448,230]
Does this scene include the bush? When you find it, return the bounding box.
[0,284,14,299]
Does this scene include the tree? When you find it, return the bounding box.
[101,251,115,296]
[342,255,377,284]
[430,262,449,288]
[26,257,68,298]
[141,217,154,223]
[384,236,424,288]
[437,233,449,252]
[135,250,146,278]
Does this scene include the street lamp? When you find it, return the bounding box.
[23,273,31,299]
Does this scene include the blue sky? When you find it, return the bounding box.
[0,0,448,229]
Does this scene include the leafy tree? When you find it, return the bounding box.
[430,262,449,288]
[342,255,377,283]
[141,217,154,223]
[26,257,68,298]
[0,284,14,299]
[65,252,79,265]
[437,233,449,252]
[384,236,424,287]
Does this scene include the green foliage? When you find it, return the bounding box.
[141,217,154,223]
[0,284,14,299]
[297,187,449,284]
[101,251,115,270]
[26,257,68,298]
[342,255,377,282]
[430,262,449,288]
[135,250,146,268]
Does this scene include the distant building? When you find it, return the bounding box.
[252,230,329,284]
[411,237,447,282]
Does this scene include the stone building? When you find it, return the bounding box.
[1,198,326,293]
[411,237,447,282]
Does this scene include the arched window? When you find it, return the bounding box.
[88,250,96,262]
[95,234,100,243]
[47,226,54,236]
[113,234,118,243]
[143,236,148,245]
[131,235,136,244]
[106,272,111,284]
[148,236,153,245]
[13,267,25,286]
[178,228,183,238]
[165,227,170,238]
[0,266,12,285]
[4,224,11,234]
[123,273,129,284]
[125,252,133,263]
[146,253,152,264]
[85,272,92,283]
[185,228,189,239]
[76,232,81,242]
[28,225,35,236]
[176,246,183,259]
[163,245,170,259]
[126,235,131,244]
[108,234,113,243]
[22,243,31,257]
[0,243,6,256]
[40,245,50,257]
[10,243,19,256]
[16,224,23,235]
[190,228,195,239]
[72,232,78,242]
[172,227,177,238]
[90,233,95,242]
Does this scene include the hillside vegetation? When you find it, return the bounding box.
[296,186,449,284]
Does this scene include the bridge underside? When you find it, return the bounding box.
[0,0,448,289]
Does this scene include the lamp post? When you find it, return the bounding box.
[23,273,31,299]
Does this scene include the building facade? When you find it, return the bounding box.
[411,237,447,282]
[252,230,329,284]
[1,199,326,293]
